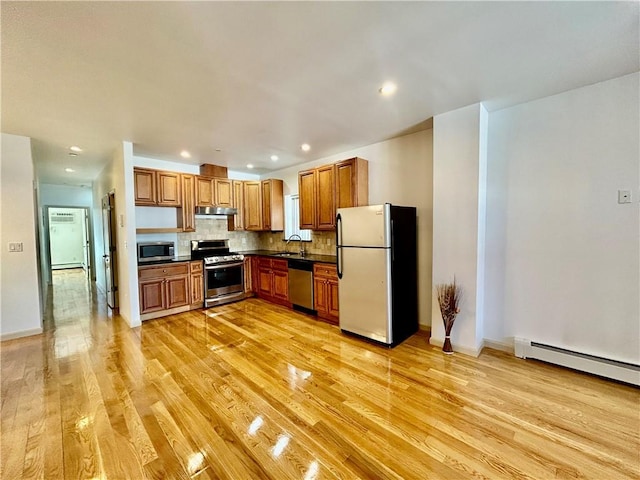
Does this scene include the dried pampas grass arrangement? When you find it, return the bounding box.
[436,279,462,354]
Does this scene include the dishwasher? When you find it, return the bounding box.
[288,259,314,312]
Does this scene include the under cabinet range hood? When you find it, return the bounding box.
[195,206,238,216]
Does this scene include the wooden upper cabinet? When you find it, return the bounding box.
[227,180,244,231]
[335,157,369,209]
[134,168,182,207]
[297,158,368,231]
[262,180,272,231]
[316,164,336,230]
[298,169,316,230]
[215,179,233,207]
[243,181,263,231]
[134,168,157,205]
[263,179,283,232]
[195,176,215,207]
[242,179,283,232]
[157,171,181,206]
[180,174,196,232]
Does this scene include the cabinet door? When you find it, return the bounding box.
[215,179,233,207]
[166,275,189,309]
[313,277,327,314]
[261,180,271,231]
[257,267,273,297]
[196,177,215,207]
[134,168,157,205]
[228,180,244,231]
[191,273,203,304]
[272,269,289,302]
[180,174,196,232]
[251,257,260,294]
[243,257,252,293]
[139,278,166,313]
[298,169,316,230]
[327,278,340,321]
[335,158,369,209]
[316,164,336,230]
[157,171,181,206]
[243,181,263,231]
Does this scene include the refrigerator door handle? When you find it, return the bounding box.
[336,213,343,279]
[390,219,394,262]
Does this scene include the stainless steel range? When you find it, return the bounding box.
[191,240,245,307]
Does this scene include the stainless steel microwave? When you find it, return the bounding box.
[137,242,175,263]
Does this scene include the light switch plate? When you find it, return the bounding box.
[618,190,631,204]
[8,242,23,252]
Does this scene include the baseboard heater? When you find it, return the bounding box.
[515,339,640,386]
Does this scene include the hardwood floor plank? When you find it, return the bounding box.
[2,270,638,479]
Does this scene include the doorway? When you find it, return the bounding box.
[102,192,118,311]
[47,206,92,276]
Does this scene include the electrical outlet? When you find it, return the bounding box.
[618,190,631,204]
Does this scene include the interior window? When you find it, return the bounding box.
[284,195,311,241]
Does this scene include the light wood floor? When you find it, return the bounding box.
[2,269,639,479]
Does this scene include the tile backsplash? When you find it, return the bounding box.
[176,218,260,255]
[177,217,335,256]
[258,230,336,256]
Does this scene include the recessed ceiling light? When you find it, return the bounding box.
[69,145,82,152]
[65,168,75,173]
[247,164,254,169]
[379,82,397,96]
[68,152,78,157]
[301,144,311,152]
[270,155,279,161]
[180,150,191,159]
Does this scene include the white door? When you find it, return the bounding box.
[337,204,390,248]
[338,246,392,344]
[49,207,85,269]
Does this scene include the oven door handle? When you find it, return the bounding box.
[205,261,245,270]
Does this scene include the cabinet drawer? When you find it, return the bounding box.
[139,263,189,279]
[313,263,337,278]
[257,257,272,269]
[189,260,203,274]
[271,258,288,271]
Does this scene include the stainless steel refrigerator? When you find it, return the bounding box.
[336,204,418,347]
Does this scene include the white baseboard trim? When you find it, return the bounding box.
[429,337,483,357]
[1,327,44,342]
[483,337,515,355]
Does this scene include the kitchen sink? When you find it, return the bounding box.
[274,252,295,256]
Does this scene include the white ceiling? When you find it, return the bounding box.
[2,1,638,186]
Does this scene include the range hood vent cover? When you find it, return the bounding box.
[195,206,238,216]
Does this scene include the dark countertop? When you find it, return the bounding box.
[238,249,337,265]
[137,255,198,267]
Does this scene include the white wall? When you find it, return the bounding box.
[40,183,93,207]
[432,104,487,355]
[267,129,434,327]
[0,133,43,339]
[485,73,639,364]
[93,142,140,327]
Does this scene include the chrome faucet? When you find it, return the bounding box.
[286,234,305,256]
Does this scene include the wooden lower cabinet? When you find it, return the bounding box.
[139,261,202,319]
[256,257,289,306]
[313,263,339,324]
[190,261,204,305]
[139,278,165,313]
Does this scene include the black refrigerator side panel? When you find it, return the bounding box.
[389,205,418,346]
